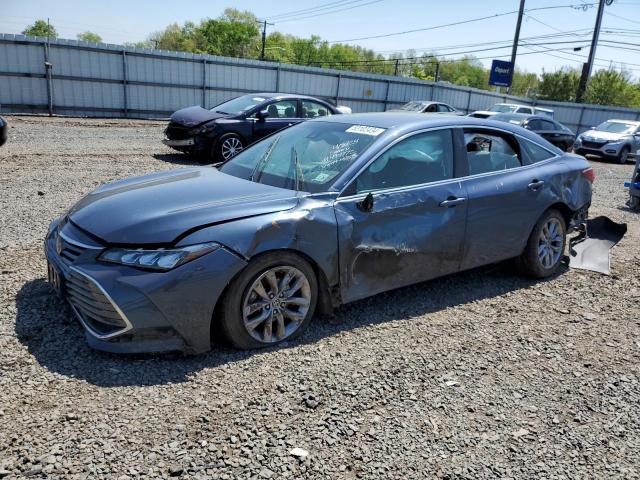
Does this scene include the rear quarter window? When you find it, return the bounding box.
[520,138,556,163]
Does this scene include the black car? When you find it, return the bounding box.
[491,113,575,151]
[387,100,464,115]
[163,93,345,163]
[0,117,7,146]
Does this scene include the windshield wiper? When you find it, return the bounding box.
[251,136,280,183]
[291,146,304,192]
[213,110,229,114]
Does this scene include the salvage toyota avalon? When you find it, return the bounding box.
[45,114,593,354]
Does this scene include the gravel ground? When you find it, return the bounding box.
[0,116,638,479]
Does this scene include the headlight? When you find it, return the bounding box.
[98,242,220,271]
[193,123,218,135]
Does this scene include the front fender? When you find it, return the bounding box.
[175,196,340,287]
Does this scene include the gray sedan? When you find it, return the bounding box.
[388,101,464,115]
[574,119,640,164]
[45,114,593,354]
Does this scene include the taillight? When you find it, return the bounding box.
[581,167,595,183]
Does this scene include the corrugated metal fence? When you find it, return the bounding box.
[1,34,639,133]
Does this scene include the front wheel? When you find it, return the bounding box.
[215,133,245,163]
[519,209,566,278]
[219,252,318,349]
[616,146,630,164]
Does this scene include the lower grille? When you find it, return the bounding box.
[582,140,606,149]
[165,122,192,140]
[67,269,128,336]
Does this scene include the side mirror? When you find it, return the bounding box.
[257,109,270,120]
[357,192,374,213]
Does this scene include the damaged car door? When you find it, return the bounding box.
[334,128,467,303]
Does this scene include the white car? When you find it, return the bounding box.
[469,103,536,119]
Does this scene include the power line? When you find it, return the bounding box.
[326,3,598,44]
[275,0,385,23]
[267,0,362,20]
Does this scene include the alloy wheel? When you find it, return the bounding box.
[537,218,563,269]
[242,266,311,343]
[221,137,243,160]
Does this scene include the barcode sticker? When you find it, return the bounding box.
[346,125,385,136]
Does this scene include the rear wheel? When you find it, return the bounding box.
[219,252,318,349]
[519,209,566,278]
[617,146,630,164]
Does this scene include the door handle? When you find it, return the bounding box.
[439,197,467,207]
[528,180,545,191]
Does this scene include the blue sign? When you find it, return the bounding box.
[489,60,513,87]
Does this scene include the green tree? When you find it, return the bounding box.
[537,68,580,102]
[22,20,57,38]
[584,69,639,107]
[511,70,539,97]
[77,31,102,43]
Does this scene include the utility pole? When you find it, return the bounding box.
[434,62,440,82]
[576,0,609,102]
[507,0,525,94]
[258,20,274,61]
[394,58,399,76]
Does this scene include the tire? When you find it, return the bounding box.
[219,252,318,349]
[213,133,245,163]
[519,209,567,278]
[617,146,630,164]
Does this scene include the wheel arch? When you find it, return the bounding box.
[210,247,336,343]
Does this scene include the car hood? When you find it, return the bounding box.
[169,106,231,128]
[68,168,299,245]
[580,130,628,141]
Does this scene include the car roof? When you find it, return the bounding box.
[607,119,640,125]
[247,92,334,103]
[310,112,551,136]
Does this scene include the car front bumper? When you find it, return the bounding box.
[162,138,195,147]
[44,218,247,354]
[574,140,627,158]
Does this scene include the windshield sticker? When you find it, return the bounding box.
[313,173,332,182]
[346,125,386,136]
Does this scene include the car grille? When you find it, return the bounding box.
[165,122,192,140]
[66,269,128,335]
[582,140,606,149]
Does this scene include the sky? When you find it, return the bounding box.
[2,0,640,77]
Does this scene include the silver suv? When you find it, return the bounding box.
[574,119,640,164]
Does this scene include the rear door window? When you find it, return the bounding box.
[302,100,332,118]
[540,119,557,131]
[526,119,543,130]
[464,129,523,175]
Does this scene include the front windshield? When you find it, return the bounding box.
[210,95,267,115]
[595,121,636,134]
[399,101,427,112]
[220,121,384,193]
[490,104,517,113]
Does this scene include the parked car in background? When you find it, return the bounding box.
[469,103,538,119]
[387,101,464,115]
[491,113,575,151]
[46,113,593,354]
[0,116,7,146]
[163,93,345,163]
[573,119,640,164]
[534,107,555,118]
